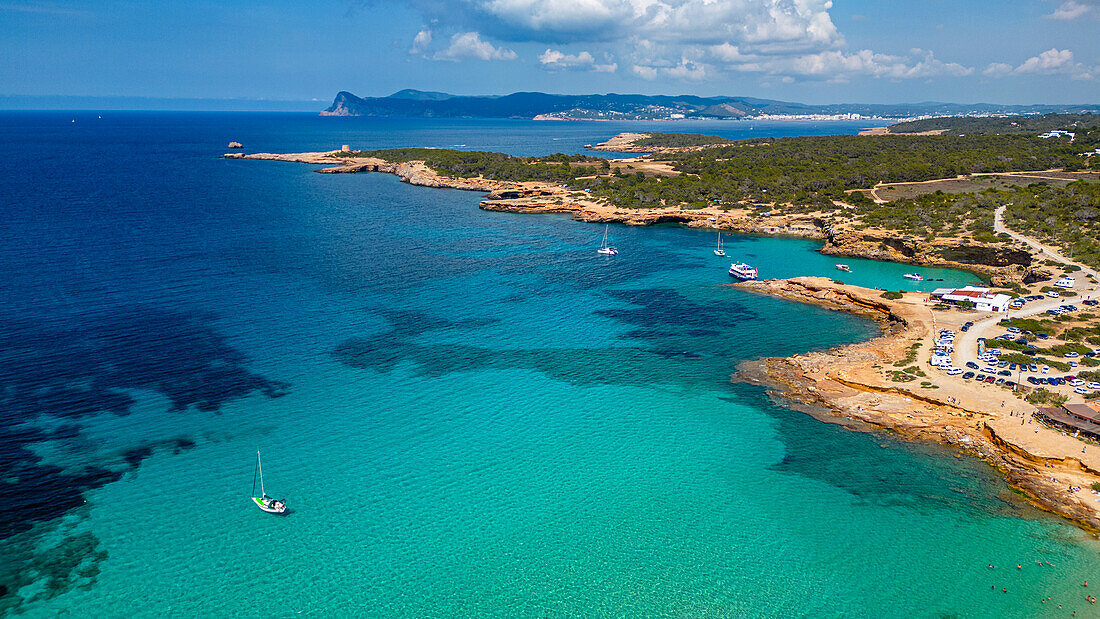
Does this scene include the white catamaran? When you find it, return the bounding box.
[714,230,726,256]
[597,225,618,256]
[251,450,287,514]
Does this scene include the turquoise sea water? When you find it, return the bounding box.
[2,113,1099,616]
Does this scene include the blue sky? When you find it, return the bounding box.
[1,0,1098,107]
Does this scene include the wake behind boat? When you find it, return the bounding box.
[251,450,287,514]
[729,261,758,280]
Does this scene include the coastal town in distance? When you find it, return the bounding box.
[4,0,1100,615]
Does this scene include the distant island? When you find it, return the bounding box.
[321,89,1100,121]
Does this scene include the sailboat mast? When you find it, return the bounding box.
[257,450,266,497]
[252,454,258,497]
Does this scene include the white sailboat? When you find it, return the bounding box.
[251,450,287,514]
[714,230,726,256]
[597,225,618,255]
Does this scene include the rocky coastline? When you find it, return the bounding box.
[734,277,1100,534]
[225,150,1043,284]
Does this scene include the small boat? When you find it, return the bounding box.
[714,230,726,256]
[729,262,758,280]
[903,273,923,281]
[597,225,618,256]
[251,450,287,514]
[835,264,851,272]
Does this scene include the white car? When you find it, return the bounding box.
[947,367,964,375]
[1076,387,1090,395]
[1047,291,1060,298]
[1006,327,1021,334]
[983,367,997,374]
[1070,379,1086,387]
[1065,352,1080,358]
[1088,382,1100,390]
[1042,366,1050,374]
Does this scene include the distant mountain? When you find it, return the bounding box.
[321,90,1100,120]
[387,89,457,101]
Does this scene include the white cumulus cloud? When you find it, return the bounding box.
[433,31,518,61]
[409,29,432,54]
[538,48,617,72]
[985,48,1095,80]
[394,0,979,83]
[1015,48,1077,74]
[712,47,971,80]
[1046,0,1098,19]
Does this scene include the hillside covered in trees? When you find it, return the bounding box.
[597,134,1089,208]
[888,113,1100,141]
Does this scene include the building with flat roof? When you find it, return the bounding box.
[930,286,1012,312]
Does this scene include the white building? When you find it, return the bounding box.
[931,286,1013,312]
[1038,130,1075,140]
[1055,276,1076,288]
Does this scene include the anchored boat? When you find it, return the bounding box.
[728,262,758,280]
[251,450,287,514]
[714,230,726,257]
[597,225,618,256]
[835,264,851,272]
[903,273,923,281]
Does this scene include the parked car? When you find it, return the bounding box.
[947,368,963,376]
[985,376,996,383]
[1047,291,1060,298]
[1070,379,1086,387]
[1007,327,1021,334]
[1027,376,1039,385]
[966,361,979,369]
[1088,382,1100,390]
[963,372,975,380]
[1065,352,1080,358]
[1042,366,1050,374]
[998,370,1012,376]
[1083,300,1098,306]
[1077,387,1091,395]
[1029,364,1039,372]
[1036,333,1050,339]
[1009,363,1018,370]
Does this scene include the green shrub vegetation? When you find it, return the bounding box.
[1026,387,1069,406]
[1004,182,1100,269]
[331,148,603,182]
[887,113,1100,142]
[631,133,733,148]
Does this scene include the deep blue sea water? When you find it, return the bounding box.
[1,112,1098,616]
